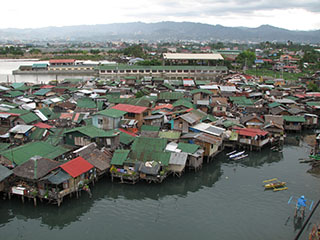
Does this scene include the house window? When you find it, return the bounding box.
[143,111,148,116]
[127,112,135,118]
[179,122,183,128]
[106,138,111,146]
[98,118,103,125]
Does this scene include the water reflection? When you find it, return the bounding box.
[0,162,223,229]
[220,148,283,168]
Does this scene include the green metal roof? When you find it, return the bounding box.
[0,142,69,166]
[10,83,25,89]
[95,108,127,118]
[0,143,10,152]
[195,80,211,85]
[158,131,181,139]
[306,102,320,107]
[32,63,48,68]
[39,107,54,119]
[172,99,194,109]
[97,64,228,71]
[20,112,40,124]
[285,96,298,101]
[111,149,130,165]
[158,92,184,100]
[201,114,217,123]
[283,115,305,123]
[162,83,175,91]
[7,109,29,115]
[5,91,24,98]
[268,102,283,108]
[130,137,169,165]
[190,89,213,95]
[77,98,97,109]
[34,88,51,96]
[119,132,136,145]
[229,96,254,106]
[178,142,200,154]
[65,125,119,138]
[46,128,66,146]
[141,125,160,132]
[30,127,47,140]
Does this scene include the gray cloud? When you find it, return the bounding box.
[129,0,320,18]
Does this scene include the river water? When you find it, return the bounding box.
[0,134,319,240]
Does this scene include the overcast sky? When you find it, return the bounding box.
[1,0,319,30]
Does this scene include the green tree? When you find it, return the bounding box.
[236,50,256,68]
[123,45,145,58]
[307,82,320,92]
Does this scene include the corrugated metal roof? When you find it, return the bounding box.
[65,125,119,138]
[20,112,40,124]
[95,108,127,118]
[112,104,147,114]
[195,133,223,144]
[177,142,200,154]
[0,142,69,166]
[169,152,188,165]
[283,115,306,123]
[60,156,94,178]
[9,125,33,134]
[192,123,225,136]
[111,149,130,165]
[0,165,13,182]
[163,53,224,60]
[180,112,202,124]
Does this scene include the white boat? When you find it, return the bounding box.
[226,150,237,156]
[229,151,245,158]
[233,154,248,160]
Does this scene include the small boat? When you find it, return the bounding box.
[229,151,245,159]
[233,154,248,160]
[263,178,287,191]
[226,150,237,156]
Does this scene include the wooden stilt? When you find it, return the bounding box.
[33,197,37,207]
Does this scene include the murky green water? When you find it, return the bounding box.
[1,134,319,240]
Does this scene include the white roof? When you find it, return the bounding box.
[21,102,36,110]
[163,53,224,60]
[169,152,188,165]
[192,123,226,136]
[219,86,239,92]
[50,97,62,103]
[9,125,33,134]
[275,99,296,104]
[78,89,92,94]
[0,113,11,119]
[19,97,33,103]
[34,110,48,121]
[165,142,181,153]
[200,85,219,90]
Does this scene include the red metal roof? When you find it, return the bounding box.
[60,156,94,178]
[40,85,55,89]
[294,94,306,99]
[0,112,20,117]
[119,128,137,137]
[234,127,268,137]
[153,104,173,110]
[111,104,148,114]
[49,59,75,64]
[306,93,320,98]
[33,122,53,129]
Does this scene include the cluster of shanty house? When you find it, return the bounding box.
[0,73,318,206]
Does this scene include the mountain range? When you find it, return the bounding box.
[0,22,319,43]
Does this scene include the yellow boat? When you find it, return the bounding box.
[263,178,288,191]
